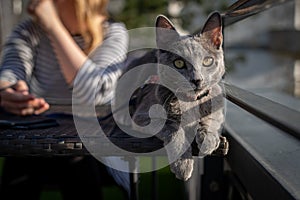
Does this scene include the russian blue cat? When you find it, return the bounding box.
[124,12,228,181]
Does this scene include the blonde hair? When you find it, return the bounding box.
[74,0,109,53]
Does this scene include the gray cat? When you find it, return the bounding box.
[124,12,228,181]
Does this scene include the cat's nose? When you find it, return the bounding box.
[191,79,201,89]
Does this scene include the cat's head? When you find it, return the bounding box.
[155,12,224,100]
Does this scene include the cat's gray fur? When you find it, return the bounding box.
[127,12,226,180]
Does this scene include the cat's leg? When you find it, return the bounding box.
[157,126,194,181]
[196,85,225,157]
[169,146,193,181]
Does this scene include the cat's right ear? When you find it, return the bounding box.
[156,15,179,49]
[199,12,223,50]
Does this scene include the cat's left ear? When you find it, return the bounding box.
[156,15,180,49]
[199,12,223,50]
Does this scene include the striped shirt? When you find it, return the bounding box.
[0,19,129,105]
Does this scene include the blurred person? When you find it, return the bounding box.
[0,0,129,199]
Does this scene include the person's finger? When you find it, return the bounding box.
[34,102,50,115]
[3,98,42,109]
[1,88,34,102]
[13,80,29,93]
[1,97,48,115]
[20,107,35,116]
[1,99,30,110]
[4,107,35,116]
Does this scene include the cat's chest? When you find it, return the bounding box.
[164,95,201,127]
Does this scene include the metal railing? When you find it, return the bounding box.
[224,83,300,141]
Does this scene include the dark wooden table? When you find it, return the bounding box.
[0,105,164,157]
[0,105,159,200]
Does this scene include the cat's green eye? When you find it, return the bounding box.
[203,56,214,67]
[174,59,186,69]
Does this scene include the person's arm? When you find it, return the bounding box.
[47,24,87,84]
[28,0,87,84]
[0,20,49,115]
[0,20,38,85]
[72,23,129,105]
[29,0,129,105]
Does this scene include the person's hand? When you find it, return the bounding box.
[27,0,61,33]
[0,80,50,116]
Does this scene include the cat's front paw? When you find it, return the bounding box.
[212,136,229,156]
[170,158,194,181]
[196,129,220,157]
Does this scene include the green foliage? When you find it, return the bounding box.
[138,166,185,200]
[112,0,230,31]
[103,186,127,200]
[0,157,4,177]
[113,0,169,29]
[40,191,63,200]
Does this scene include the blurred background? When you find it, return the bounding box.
[0,0,299,199]
[1,0,299,101]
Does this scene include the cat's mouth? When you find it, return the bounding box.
[195,89,210,100]
[175,89,209,101]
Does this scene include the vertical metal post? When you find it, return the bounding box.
[294,0,300,97]
[201,156,225,200]
[294,61,300,97]
[129,157,139,200]
[151,157,158,200]
[0,0,6,47]
[295,0,300,30]
[185,157,204,200]
[0,1,14,44]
